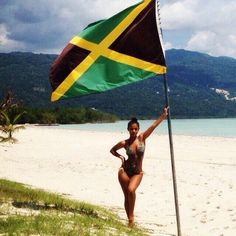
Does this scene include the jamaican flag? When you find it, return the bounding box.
[49,0,166,102]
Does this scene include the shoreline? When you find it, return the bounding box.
[1,125,236,235]
[41,118,236,138]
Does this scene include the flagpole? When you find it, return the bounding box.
[163,73,182,236]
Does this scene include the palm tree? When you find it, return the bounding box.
[0,111,26,143]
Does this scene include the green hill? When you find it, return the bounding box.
[0,49,236,119]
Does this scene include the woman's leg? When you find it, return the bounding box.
[127,173,143,225]
[118,169,130,218]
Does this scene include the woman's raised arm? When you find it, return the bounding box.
[142,107,169,140]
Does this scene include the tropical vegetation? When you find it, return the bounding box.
[0,110,25,143]
[0,92,26,143]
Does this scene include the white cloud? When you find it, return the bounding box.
[161,0,236,31]
[163,41,173,50]
[186,30,236,58]
[161,0,198,30]
[186,31,216,53]
[160,0,236,58]
[0,24,26,52]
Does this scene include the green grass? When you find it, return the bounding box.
[0,179,148,235]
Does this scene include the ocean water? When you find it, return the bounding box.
[55,118,236,138]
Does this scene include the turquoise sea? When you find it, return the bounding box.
[54,118,236,138]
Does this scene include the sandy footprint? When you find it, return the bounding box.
[229,183,233,189]
[200,214,207,224]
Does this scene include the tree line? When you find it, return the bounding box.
[20,107,118,124]
[0,92,118,125]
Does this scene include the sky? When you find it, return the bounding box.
[0,0,236,58]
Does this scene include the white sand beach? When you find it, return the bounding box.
[0,125,236,236]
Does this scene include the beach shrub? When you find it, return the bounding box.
[0,91,26,143]
[0,110,26,143]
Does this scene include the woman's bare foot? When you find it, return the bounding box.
[128,218,134,227]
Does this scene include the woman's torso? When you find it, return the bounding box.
[123,136,145,176]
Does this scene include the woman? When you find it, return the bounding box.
[110,107,169,226]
